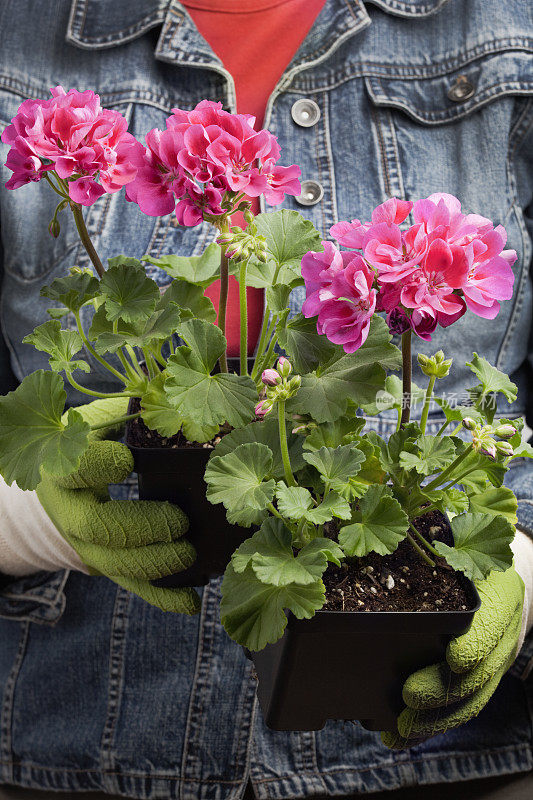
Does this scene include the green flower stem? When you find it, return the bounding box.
[124,344,146,378]
[400,329,412,427]
[217,217,230,373]
[43,172,69,199]
[436,419,451,437]
[256,317,279,379]
[66,373,132,400]
[267,502,285,521]
[238,258,249,376]
[116,348,139,382]
[420,375,436,434]
[70,202,105,278]
[424,443,474,492]
[278,399,296,487]
[73,311,126,383]
[251,306,272,380]
[406,531,435,567]
[90,412,141,432]
[409,522,441,558]
[450,421,464,437]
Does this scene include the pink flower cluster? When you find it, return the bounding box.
[1,87,141,206]
[302,195,516,352]
[125,100,301,226]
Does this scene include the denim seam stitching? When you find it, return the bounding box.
[0,760,244,782]
[314,104,327,238]
[99,586,131,794]
[179,586,209,800]
[0,621,29,784]
[251,742,533,782]
[322,91,339,231]
[366,0,450,16]
[369,105,392,199]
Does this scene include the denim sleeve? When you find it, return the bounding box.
[505,98,533,539]
[0,226,68,624]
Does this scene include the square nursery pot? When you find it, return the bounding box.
[124,357,253,588]
[249,578,480,732]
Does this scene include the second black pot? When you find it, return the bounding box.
[249,581,480,732]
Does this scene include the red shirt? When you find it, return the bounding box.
[182,0,326,355]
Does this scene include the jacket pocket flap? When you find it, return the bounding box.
[364,49,533,125]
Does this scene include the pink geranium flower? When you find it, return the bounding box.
[302,243,376,353]
[126,100,301,226]
[305,194,516,349]
[1,86,141,206]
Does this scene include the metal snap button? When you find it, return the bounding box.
[291,98,321,127]
[295,180,324,206]
[447,75,475,103]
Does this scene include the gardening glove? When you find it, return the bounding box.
[381,559,529,749]
[0,397,199,615]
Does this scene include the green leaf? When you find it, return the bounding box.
[266,284,292,314]
[361,374,425,417]
[468,487,518,524]
[164,319,257,442]
[399,435,456,475]
[23,320,89,375]
[304,416,366,450]
[89,303,182,354]
[254,209,322,276]
[213,416,304,479]
[100,260,160,323]
[204,442,276,526]
[290,316,401,423]
[277,313,338,374]
[143,243,221,288]
[434,512,515,580]
[434,397,484,427]
[422,487,469,517]
[40,268,99,313]
[0,371,90,490]
[366,423,421,478]
[339,485,408,557]
[275,483,351,524]
[159,278,216,323]
[302,445,365,494]
[232,518,341,588]
[466,353,517,423]
[140,373,183,438]
[220,561,325,651]
[450,446,507,490]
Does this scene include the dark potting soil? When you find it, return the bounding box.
[323,511,476,613]
[126,397,221,451]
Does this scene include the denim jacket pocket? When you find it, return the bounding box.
[0,569,68,625]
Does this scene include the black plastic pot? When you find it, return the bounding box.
[249,582,480,732]
[124,357,253,588]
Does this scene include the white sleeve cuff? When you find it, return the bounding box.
[0,476,88,577]
[511,528,533,653]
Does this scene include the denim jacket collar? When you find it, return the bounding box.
[66,0,451,55]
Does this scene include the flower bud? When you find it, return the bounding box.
[434,350,445,364]
[277,356,292,377]
[255,399,273,418]
[417,354,430,368]
[495,440,514,457]
[261,369,281,387]
[243,208,254,224]
[462,417,477,431]
[288,375,302,394]
[48,217,60,238]
[216,232,233,246]
[494,424,516,439]
[479,444,497,460]
[418,351,452,378]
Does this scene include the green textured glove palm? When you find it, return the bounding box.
[36,397,200,615]
[382,567,525,749]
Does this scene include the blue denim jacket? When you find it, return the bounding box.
[0,1,532,797]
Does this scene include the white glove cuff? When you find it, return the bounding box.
[0,476,88,577]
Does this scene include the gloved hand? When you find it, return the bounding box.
[35,397,199,615]
[381,566,525,749]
